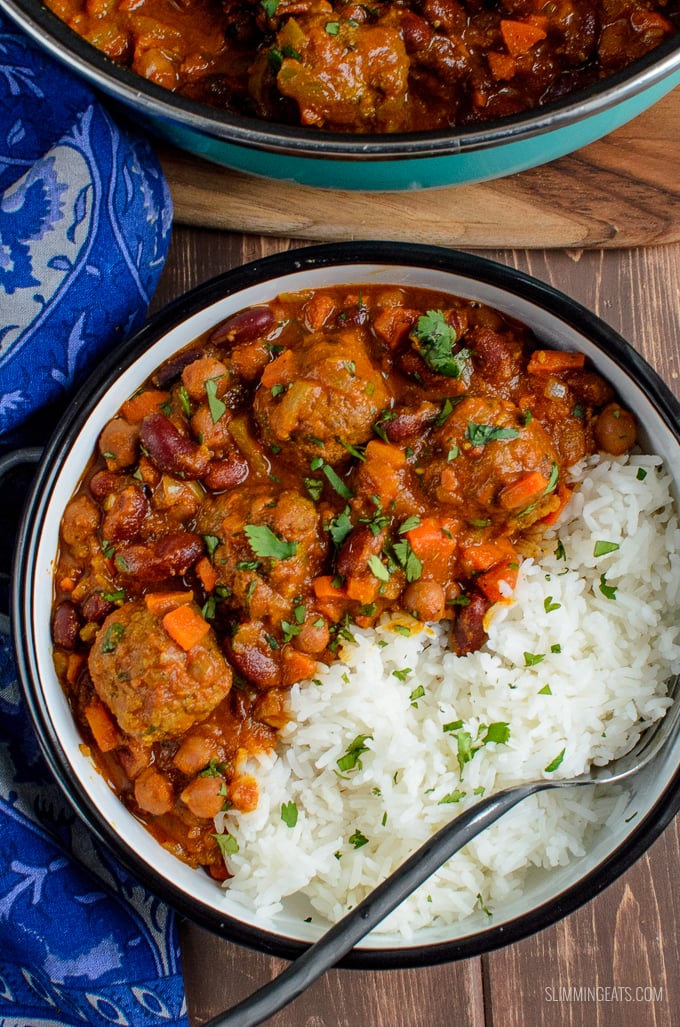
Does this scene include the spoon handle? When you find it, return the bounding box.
[204,780,550,1027]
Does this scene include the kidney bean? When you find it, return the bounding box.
[565,370,615,408]
[203,454,250,492]
[140,413,210,479]
[422,0,467,34]
[81,592,116,623]
[90,470,122,499]
[336,525,385,579]
[52,601,81,649]
[101,485,149,542]
[114,532,204,583]
[451,592,490,656]
[228,622,282,689]
[152,350,199,389]
[384,402,439,443]
[400,12,434,52]
[208,307,274,348]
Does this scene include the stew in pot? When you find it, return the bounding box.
[45,0,679,133]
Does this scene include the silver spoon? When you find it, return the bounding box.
[204,674,680,1027]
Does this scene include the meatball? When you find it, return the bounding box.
[88,600,232,741]
[422,396,560,529]
[196,485,328,624]
[253,327,392,468]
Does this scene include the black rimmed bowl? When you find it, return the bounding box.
[2,0,680,189]
[10,242,680,966]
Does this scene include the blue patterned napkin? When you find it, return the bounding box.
[0,10,172,439]
[0,13,189,1027]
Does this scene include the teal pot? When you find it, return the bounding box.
[2,0,680,190]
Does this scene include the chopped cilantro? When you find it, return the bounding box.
[244,523,297,560]
[202,534,221,561]
[543,596,561,613]
[101,623,125,654]
[544,748,566,773]
[205,378,226,423]
[367,554,390,581]
[593,540,620,558]
[392,538,422,582]
[524,651,545,667]
[411,310,470,378]
[337,734,372,772]
[598,574,617,600]
[349,829,369,849]
[212,833,239,857]
[281,801,298,828]
[439,789,466,804]
[465,422,520,446]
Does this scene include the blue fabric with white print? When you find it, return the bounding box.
[0,12,187,1027]
[0,10,172,436]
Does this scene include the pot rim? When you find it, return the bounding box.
[3,0,680,160]
[12,242,680,967]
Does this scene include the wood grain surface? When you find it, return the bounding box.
[157,88,680,250]
[150,232,680,1027]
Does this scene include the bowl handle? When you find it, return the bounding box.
[0,448,43,615]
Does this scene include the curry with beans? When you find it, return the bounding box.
[51,284,637,873]
[46,0,679,133]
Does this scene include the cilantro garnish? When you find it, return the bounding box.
[411,310,470,379]
[281,801,298,828]
[244,524,297,560]
[465,422,520,446]
[337,734,373,773]
[205,378,226,423]
[212,833,239,857]
[593,540,620,558]
[544,748,566,773]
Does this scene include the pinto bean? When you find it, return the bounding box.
[208,307,274,347]
[594,403,637,455]
[403,579,446,622]
[140,413,210,479]
[98,418,139,470]
[114,532,204,583]
[101,485,149,542]
[52,601,81,649]
[134,767,174,816]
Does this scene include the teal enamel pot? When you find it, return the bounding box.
[2,0,680,190]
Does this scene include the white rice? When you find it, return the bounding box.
[216,452,679,937]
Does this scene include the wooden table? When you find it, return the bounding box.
[150,226,680,1027]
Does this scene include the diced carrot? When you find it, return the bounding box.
[145,590,194,615]
[84,699,120,753]
[540,483,572,526]
[461,537,517,574]
[66,653,85,687]
[196,556,219,593]
[162,603,211,650]
[500,18,547,57]
[364,439,407,468]
[372,306,416,348]
[59,576,76,592]
[228,773,259,812]
[345,575,380,604]
[260,347,296,389]
[499,470,550,512]
[477,560,519,603]
[281,644,318,686]
[527,350,586,375]
[406,517,457,571]
[312,575,346,601]
[120,388,170,423]
[488,51,517,81]
[302,292,336,330]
